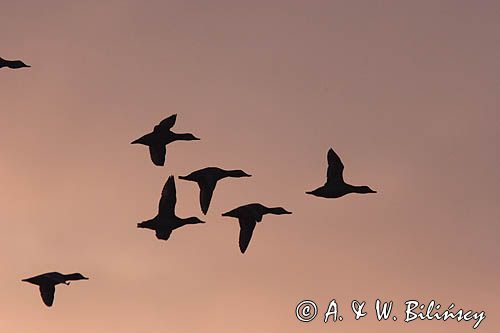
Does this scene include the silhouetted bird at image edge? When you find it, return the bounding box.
[137,176,205,241]
[306,148,376,198]
[179,167,251,215]
[131,114,200,166]
[0,57,30,69]
[22,272,88,307]
[222,203,291,253]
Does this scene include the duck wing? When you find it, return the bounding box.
[154,114,177,133]
[149,145,166,166]
[199,180,217,215]
[159,176,176,217]
[326,148,344,185]
[238,218,257,254]
[39,284,55,307]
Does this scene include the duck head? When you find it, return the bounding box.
[18,61,31,68]
[356,186,377,194]
[228,170,252,178]
[221,211,235,218]
[174,132,200,141]
[137,219,156,229]
[21,277,36,284]
[63,273,89,285]
[131,134,150,145]
[305,188,324,197]
[184,217,205,225]
[269,207,292,215]
[66,273,88,280]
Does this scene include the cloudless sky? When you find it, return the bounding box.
[0,1,499,332]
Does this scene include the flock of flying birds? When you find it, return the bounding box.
[4,57,376,307]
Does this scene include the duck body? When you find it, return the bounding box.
[137,176,205,241]
[0,57,30,69]
[22,272,88,307]
[137,215,204,240]
[306,148,376,199]
[307,184,375,198]
[179,167,251,214]
[222,203,291,253]
[131,114,200,166]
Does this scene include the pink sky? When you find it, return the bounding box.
[0,1,499,332]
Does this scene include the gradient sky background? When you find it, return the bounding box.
[1,1,499,332]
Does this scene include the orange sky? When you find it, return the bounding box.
[0,1,499,332]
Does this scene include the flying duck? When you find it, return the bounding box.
[131,114,200,166]
[306,148,376,198]
[22,272,88,307]
[179,167,251,215]
[137,175,205,241]
[0,57,30,69]
[222,203,291,253]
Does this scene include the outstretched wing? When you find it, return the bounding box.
[149,145,166,166]
[238,218,257,254]
[159,176,176,217]
[39,285,56,307]
[154,114,177,133]
[199,181,217,215]
[326,148,344,185]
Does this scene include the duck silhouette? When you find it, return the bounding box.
[222,203,291,253]
[306,148,376,198]
[0,57,30,69]
[179,167,251,215]
[137,175,205,241]
[22,272,88,307]
[131,114,200,166]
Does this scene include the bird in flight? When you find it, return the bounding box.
[131,114,200,166]
[0,57,30,69]
[137,176,205,241]
[306,148,376,198]
[22,272,88,307]
[179,167,251,215]
[222,203,291,253]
